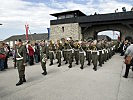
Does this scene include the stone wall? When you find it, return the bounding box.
[50,23,82,41]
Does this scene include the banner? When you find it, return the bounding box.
[25,24,29,40]
[47,28,50,40]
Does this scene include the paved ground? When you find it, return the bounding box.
[0,54,133,100]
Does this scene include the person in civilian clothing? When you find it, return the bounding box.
[4,44,10,69]
[27,42,34,66]
[0,42,6,71]
[123,41,133,78]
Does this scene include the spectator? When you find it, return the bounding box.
[4,44,10,69]
[0,42,6,71]
[27,42,34,66]
[34,43,40,63]
[123,41,133,78]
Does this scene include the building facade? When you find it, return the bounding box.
[50,10,86,41]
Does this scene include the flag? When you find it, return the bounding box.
[25,24,29,40]
[47,28,50,40]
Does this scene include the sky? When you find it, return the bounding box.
[0,0,132,40]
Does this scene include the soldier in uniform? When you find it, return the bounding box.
[86,41,92,66]
[73,41,79,65]
[66,38,73,68]
[90,40,98,71]
[79,41,86,69]
[97,40,103,67]
[40,40,47,75]
[56,40,63,67]
[15,39,27,86]
[49,40,55,66]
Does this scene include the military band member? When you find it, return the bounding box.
[79,41,85,69]
[56,40,63,67]
[73,41,80,65]
[49,40,55,66]
[66,38,73,68]
[40,40,47,75]
[90,40,98,71]
[86,41,92,66]
[97,40,103,67]
[15,39,27,86]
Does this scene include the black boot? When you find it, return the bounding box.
[65,61,68,64]
[16,78,23,86]
[22,76,26,82]
[87,62,90,66]
[123,75,128,78]
[99,64,102,67]
[68,64,72,68]
[80,65,84,69]
[75,61,79,65]
[49,61,53,66]
[58,64,61,67]
[93,66,97,71]
[42,71,47,75]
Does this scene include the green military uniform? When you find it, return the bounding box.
[79,45,85,69]
[56,43,63,67]
[97,42,103,67]
[49,43,55,66]
[16,44,27,86]
[66,42,73,68]
[74,42,79,65]
[90,45,98,71]
[40,45,47,75]
[86,43,92,66]
[63,42,68,64]
[45,44,49,59]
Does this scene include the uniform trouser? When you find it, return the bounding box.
[57,51,62,65]
[79,52,85,67]
[16,60,25,78]
[67,50,72,66]
[104,51,107,62]
[86,51,88,60]
[41,61,46,72]
[46,52,49,59]
[124,64,130,77]
[92,52,98,69]
[98,51,102,66]
[49,51,54,63]
[74,50,79,64]
[87,51,92,65]
[63,50,67,61]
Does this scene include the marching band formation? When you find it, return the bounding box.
[1,37,119,86]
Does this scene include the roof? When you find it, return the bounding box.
[4,33,48,42]
[50,10,86,17]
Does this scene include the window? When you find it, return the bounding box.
[58,15,65,19]
[66,14,74,18]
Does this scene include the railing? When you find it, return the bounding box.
[50,11,133,25]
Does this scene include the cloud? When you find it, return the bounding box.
[0,0,132,40]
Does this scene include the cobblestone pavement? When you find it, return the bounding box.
[0,54,133,100]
